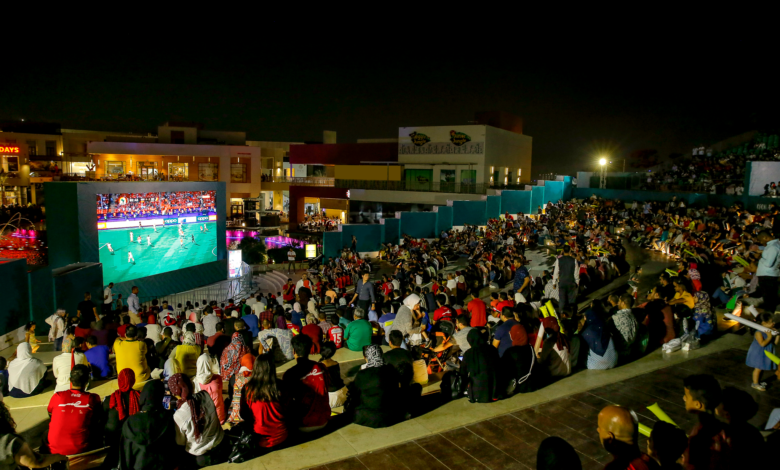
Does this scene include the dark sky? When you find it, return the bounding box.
[4,58,778,178]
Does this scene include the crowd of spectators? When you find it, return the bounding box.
[0,203,44,225]
[643,132,780,195]
[3,195,780,468]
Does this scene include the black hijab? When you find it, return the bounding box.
[119,381,176,470]
[461,328,500,403]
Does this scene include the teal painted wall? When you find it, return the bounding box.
[570,187,760,210]
[382,218,401,245]
[543,181,564,204]
[453,200,487,226]
[322,232,343,261]
[501,190,532,214]
[341,225,384,252]
[531,186,545,212]
[0,259,30,335]
[435,206,453,234]
[562,176,574,200]
[400,212,438,239]
[486,195,501,220]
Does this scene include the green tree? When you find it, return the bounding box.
[237,235,268,264]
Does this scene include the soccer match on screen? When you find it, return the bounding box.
[96,190,217,284]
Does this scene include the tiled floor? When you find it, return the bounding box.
[313,348,780,470]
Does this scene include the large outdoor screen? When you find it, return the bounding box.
[97,190,217,284]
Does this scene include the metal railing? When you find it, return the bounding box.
[587,175,745,194]
[274,177,334,186]
[335,179,488,194]
[137,261,254,308]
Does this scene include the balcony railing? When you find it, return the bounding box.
[335,179,488,194]
[275,177,334,186]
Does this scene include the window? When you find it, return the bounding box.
[2,156,19,172]
[105,161,126,176]
[171,131,185,144]
[45,140,56,156]
[231,163,247,183]
[198,163,218,181]
[27,140,37,156]
[136,161,158,180]
[168,162,189,180]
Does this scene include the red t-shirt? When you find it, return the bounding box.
[285,322,300,335]
[117,324,129,338]
[302,324,322,354]
[495,300,515,314]
[242,399,287,448]
[433,306,453,323]
[47,389,102,455]
[283,360,330,428]
[283,284,295,302]
[328,326,344,349]
[467,298,487,327]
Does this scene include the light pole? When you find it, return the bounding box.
[599,157,607,189]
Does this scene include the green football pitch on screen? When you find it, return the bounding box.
[98,221,217,285]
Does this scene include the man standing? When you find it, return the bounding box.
[78,292,99,323]
[102,283,116,317]
[756,230,780,313]
[350,271,376,312]
[127,286,140,317]
[282,278,296,305]
[287,247,297,273]
[553,244,580,316]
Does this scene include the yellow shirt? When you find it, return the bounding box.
[172,344,201,378]
[113,338,150,388]
[674,292,695,309]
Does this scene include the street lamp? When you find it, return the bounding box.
[599,157,607,189]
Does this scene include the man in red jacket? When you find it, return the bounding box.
[46,364,103,456]
[282,335,330,432]
[466,289,487,327]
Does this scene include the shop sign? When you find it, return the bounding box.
[449,130,472,146]
[409,132,431,147]
[0,146,20,154]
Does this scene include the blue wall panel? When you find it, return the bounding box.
[544,181,564,205]
[486,195,501,220]
[453,200,487,226]
[400,212,438,239]
[500,190,532,215]
[435,206,453,234]
[382,218,401,245]
[341,225,383,253]
[322,232,343,262]
[531,186,545,212]
[0,259,31,335]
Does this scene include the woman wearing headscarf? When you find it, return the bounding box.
[346,344,403,428]
[228,353,255,425]
[579,309,618,370]
[240,354,288,449]
[118,381,177,470]
[193,352,226,424]
[460,328,501,403]
[501,341,542,396]
[535,317,571,378]
[221,331,251,394]
[101,368,141,468]
[8,342,47,398]
[169,373,228,467]
[145,314,162,344]
[384,294,423,346]
[170,331,201,378]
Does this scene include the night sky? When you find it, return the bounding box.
[5,59,778,178]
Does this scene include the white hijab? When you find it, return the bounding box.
[193,352,220,389]
[8,343,46,394]
[403,293,421,309]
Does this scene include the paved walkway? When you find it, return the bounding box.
[305,345,776,470]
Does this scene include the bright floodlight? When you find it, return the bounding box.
[599,158,607,166]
